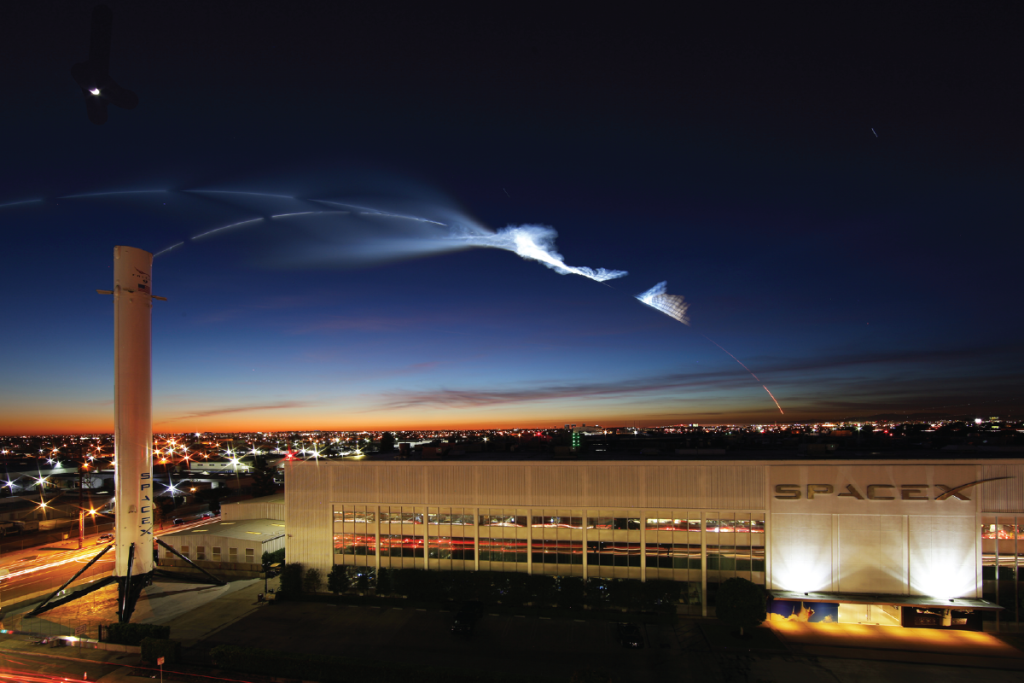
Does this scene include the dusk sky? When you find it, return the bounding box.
[1,3,1021,434]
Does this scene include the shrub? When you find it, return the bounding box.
[558,577,586,608]
[303,567,323,593]
[608,579,642,610]
[327,565,347,594]
[140,638,181,665]
[525,574,557,606]
[376,567,391,595]
[585,578,612,607]
[391,568,426,598]
[278,562,304,596]
[716,577,766,636]
[503,573,530,605]
[103,622,170,646]
[356,570,370,593]
[642,580,681,611]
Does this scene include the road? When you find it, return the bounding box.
[0,516,216,608]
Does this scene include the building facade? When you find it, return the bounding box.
[285,459,1024,627]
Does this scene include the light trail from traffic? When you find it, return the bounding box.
[0,517,214,584]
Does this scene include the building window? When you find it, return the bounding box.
[196,546,206,561]
[229,548,238,562]
[589,517,641,530]
[380,508,422,524]
[478,538,527,562]
[531,516,583,529]
[981,523,1019,540]
[427,536,475,560]
[245,548,255,563]
[426,511,474,525]
[645,543,701,569]
[531,539,584,565]
[334,533,377,555]
[646,518,688,531]
[334,508,376,523]
[586,541,641,567]
[181,545,189,559]
[379,534,424,558]
[480,513,526,527]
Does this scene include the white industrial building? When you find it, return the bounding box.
[158,494,285,575]
[284,458,1024,629]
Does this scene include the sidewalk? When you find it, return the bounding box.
[770,620,1024,670]
[162,577,274,646]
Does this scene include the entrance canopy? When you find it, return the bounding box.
[769,590,1002,611]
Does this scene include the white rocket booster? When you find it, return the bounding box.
[112,246,155,577]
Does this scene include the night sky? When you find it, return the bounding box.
[1,2,1021,434]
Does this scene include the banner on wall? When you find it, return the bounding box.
[767,599,839,623]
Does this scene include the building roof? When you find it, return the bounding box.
[352,448,1024,463]
[160,518,284,543]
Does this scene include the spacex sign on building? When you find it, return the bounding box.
[774,476,1011,501]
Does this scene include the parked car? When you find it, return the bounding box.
[173,518,185,525]
[616,622,644,649]
[201,513,213,519]
[97,533,115,544]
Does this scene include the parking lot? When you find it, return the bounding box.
[204,602,714,682]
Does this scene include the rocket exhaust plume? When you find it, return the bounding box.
[453,224,627,282]
[636,281,690,324]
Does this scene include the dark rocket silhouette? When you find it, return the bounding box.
[71,4,138,124]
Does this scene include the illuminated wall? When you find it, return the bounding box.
[767,465,983,598]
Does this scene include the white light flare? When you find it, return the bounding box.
[636,281,689,325]
[89,88,101,96]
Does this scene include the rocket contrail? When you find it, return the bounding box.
[1,187,628,283]
[636,281,784,415]
[702,334,784,415]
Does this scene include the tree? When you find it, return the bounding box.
[376,567,391,595]
[249,459,278,498]
[194,486,226,514]
[558,577,586,609]
[378,432,395,453]
[716,577,766,636]
[279,562,304,596]
[327,564,347,594]
[303,567,323,593]
[356,570,370,593]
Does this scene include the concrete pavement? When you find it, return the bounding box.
[0,576,274,683]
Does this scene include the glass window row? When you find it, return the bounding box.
[333,533,765,571]
[334,506,765,532]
